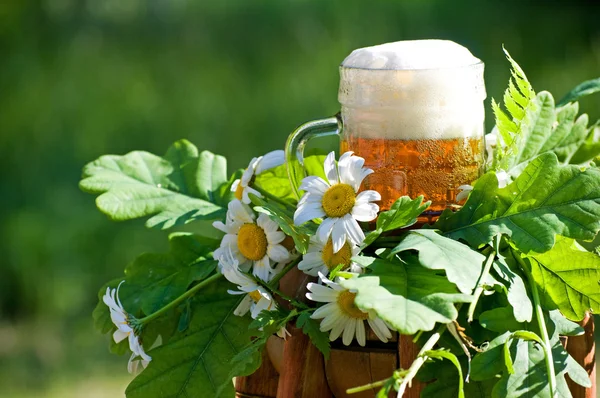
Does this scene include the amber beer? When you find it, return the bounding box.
[338,40,486,214]
[341,136,485,212]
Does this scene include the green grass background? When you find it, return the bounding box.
[1,0,599,396]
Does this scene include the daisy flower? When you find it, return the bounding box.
[219,249,275,317]
[220,251,289,339]
[306,273,392,347]
[213,199,290,281]
[294,151,380,253]
[232,150,285,204]
[103,282,152,374]
[298,236,361,276]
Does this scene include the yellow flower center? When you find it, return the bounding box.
[337,291,369,320]
[321,183,356,218]
[234,183,244,200]
[321,238,353,270]
[248,290,263,302]
[237,223,268,261]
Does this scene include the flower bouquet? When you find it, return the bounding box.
[82,47,600,398]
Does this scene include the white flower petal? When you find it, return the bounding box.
[331,220,348,253]
[329,317,348,341]
[368,318,392,343]
[229,200,255,223]
[294,204,325,225]
[234,295,253,316]
[299,176,330,195]
[242,157,261,186]
[266,231,285,246]
[343,215,365,246]
[355,190,381,204]
[351,202,379,222]
[318,308,344,331]
[496,170,509,188]
[316,217,336,243]
[212,221,229,234]
[268,244,290,262]
[323,151,339,184]
[342,317,356,346]
[242,186,262,204]
[456,188,472,203]
[312,302,339,322]
[356,319,366,347]
[337,151,355,186]
[253,256,273,282]
[113,329,129,344]
[306,284,339,302]
[231,178,241,193]
[257,213,278,233]
[255,150,285,174]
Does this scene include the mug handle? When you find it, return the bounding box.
[285,114,342,199]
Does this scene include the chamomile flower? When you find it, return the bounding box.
[294,151,381,253]
[220,251,289,339]
[219,249,273,316]
[306,273,392,347]
[298,236,362,276]
[232,150,285,204]
[103,282,152,374]
[213,199,290,281]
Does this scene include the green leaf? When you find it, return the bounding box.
[93,234,218,342]
[479,307,524,333]
[250,194,312,253]
[471,332,511,381]
[424,350,465,398]
[80,140,231,229]
[421,358,496,398]
[492,48,536,168]
[492,253,533,323]
[570,124,600,164]
[340,255,472,334]
[492,339,557,398]
[304,153,328,181]
[502,92,556,171]
[525,236,600,321]
[557,77,600,106]
[389,229,489,294]
[254,163,296,203]
[363,196,430,246]
[125,277,253,398]
[565,355,592,388]
[296,312,330,359]
[435,152,600,253]
[548,310,584,337]
[125,233,218,314]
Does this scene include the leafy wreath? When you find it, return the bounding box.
[83,49,600,397]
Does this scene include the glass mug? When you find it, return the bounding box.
[285,52,486,217]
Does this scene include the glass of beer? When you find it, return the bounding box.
[285,40,486,216]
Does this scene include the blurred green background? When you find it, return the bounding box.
[1,0,599,397]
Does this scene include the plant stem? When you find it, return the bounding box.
[138,273,223,325]
[396,323,446,397]
[257,278,310,310]
[346,377,391,394]
[268,257,301,288]
[514,252,557,397]
[467,249,496,322]
[253,185,296,212]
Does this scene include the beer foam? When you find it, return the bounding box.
[338,40,486,140]
[342,40,480,70]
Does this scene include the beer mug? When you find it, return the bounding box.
[285,40,486,214]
